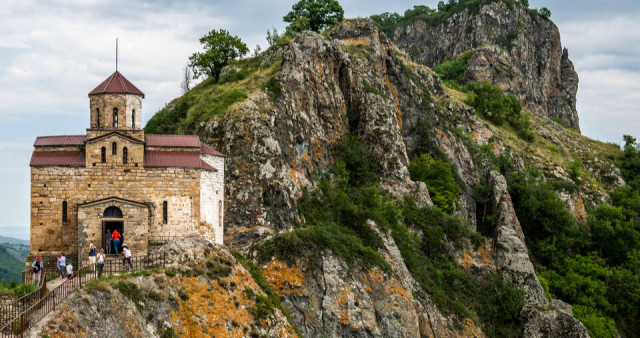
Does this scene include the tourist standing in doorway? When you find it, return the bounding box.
[31,256,42,285]
[88,243,96,270]
[58,252,66,280]
[97,249,105,278]
[105,230,112,254]
[122,244,133,271]
[112,229,121,254]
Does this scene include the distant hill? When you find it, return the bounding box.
[0,243,29,283]
[0,235,29,246]
[0,227,29,242]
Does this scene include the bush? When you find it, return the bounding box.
[432,50,472,87]
[467,81,533,140]
[408,154,460,213]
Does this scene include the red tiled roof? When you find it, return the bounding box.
[146,134,201,147]
[200,143,225,157]
[30,151,85,166]
[34,135,86,147]
[88,71,144,97]
[144,151,217,171]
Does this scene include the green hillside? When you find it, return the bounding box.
[0,243,29,283]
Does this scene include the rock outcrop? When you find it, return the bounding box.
[201,18,590,336]
[31,238,296,337]
[391,1,581,130]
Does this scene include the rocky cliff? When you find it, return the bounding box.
[390,1,581,131]
[43,7,631,337]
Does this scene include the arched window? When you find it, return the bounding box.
[113,108,118,128]
[112,142,117,155]
[101,147,106,163]
[132,109,135,129]
[123,147,128,164]
[104,206,123,218]
[162,201,168,224]
[62,201,67,223]
[96,108,100,128]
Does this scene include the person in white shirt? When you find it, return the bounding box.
[66,261,73,284]
[97,249,106,278]
[122,244,133,271]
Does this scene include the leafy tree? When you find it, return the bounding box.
[283,0,344,34]
[409,154,460,213]
[520,0,529,8]
[538,7,551,19]
[188,29,249,80]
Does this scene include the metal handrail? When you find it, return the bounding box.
[0,253,165,337]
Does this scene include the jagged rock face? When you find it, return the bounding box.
[203,18,590,337]
[261,221,484,337]
[391,2,580,131]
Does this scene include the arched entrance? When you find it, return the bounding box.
[103,206,124,254]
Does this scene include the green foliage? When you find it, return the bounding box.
[569,160,583,182]
[409,154,460,213]
[467,81,533,141]
[113,281,145,309]
[260,76,282,97]
[255,136,393,272]
[265,28,290,47]
[371,0,522,36]
[249,294,275,320]
[283,0,344,34]
[550,116,570,128]
[538,7,551,19]
[0,243,29,284]
[393,198,523,335]
[362,82,389,100]
[496,28,520,50]
[432,50,472,87]
[508,153,640,336]
[188,29,249,80]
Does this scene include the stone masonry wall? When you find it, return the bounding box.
[30,164,202,257]
[77,199,149,266]
[201,154,225,244]
[85,134,144,168]
[89,93,142,130]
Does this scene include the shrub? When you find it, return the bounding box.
[409,154,460,213]
[432,50,472,87]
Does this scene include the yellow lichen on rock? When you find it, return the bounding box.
[262,259,305,297]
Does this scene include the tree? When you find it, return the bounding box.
[538,7,551,19]
[180,64,192,93]
[520,0,529,8]
[283,0,344,34]
[253,44,262,58]
[188,29,249,80]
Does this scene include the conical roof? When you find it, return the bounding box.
[88,71,144,97]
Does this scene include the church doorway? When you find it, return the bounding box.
[102,206,125,255]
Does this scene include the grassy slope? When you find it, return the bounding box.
[145,55,281,136]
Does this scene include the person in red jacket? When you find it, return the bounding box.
[112,229,121,254]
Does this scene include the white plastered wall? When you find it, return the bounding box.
[200,154,225,244]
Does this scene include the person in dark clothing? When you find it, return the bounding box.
[31,256,42,285]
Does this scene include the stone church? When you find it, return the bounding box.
[29,70,225,266]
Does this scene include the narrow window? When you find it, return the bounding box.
[123,147,128,164]
[112,142,117,155]
[113,108,118,128]
[101,147,106,163]
[96,108,100,128]
[162,201,168,224]
[132,109,136,129]
[62,201,67,223]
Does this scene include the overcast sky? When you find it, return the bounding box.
[1,0,639,233]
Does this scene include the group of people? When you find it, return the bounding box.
[103,229,122,254]
[31,241,134,285]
